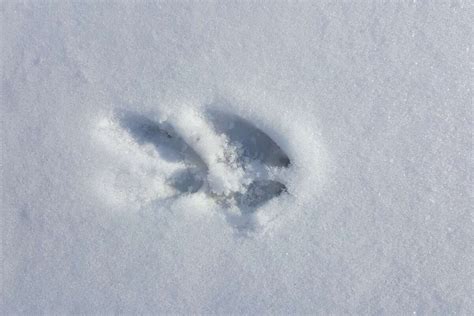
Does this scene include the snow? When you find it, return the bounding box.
[2,1,472,314]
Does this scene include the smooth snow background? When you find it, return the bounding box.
[2,1,472,314]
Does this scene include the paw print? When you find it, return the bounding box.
[96,102,291,231]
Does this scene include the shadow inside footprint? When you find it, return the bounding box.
[167,169,204,194]
[117,110,206,169]
[236,180,287,210]
[207,108,290,167]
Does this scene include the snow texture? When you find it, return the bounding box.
[2,1,472,314]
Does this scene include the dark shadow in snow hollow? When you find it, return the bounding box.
[206,106,291,168]
[116,110,207,194]
[117,110,206,168]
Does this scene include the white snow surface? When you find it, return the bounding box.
[2,1,472,314]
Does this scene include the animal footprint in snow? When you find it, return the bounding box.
[98,105,291,224]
